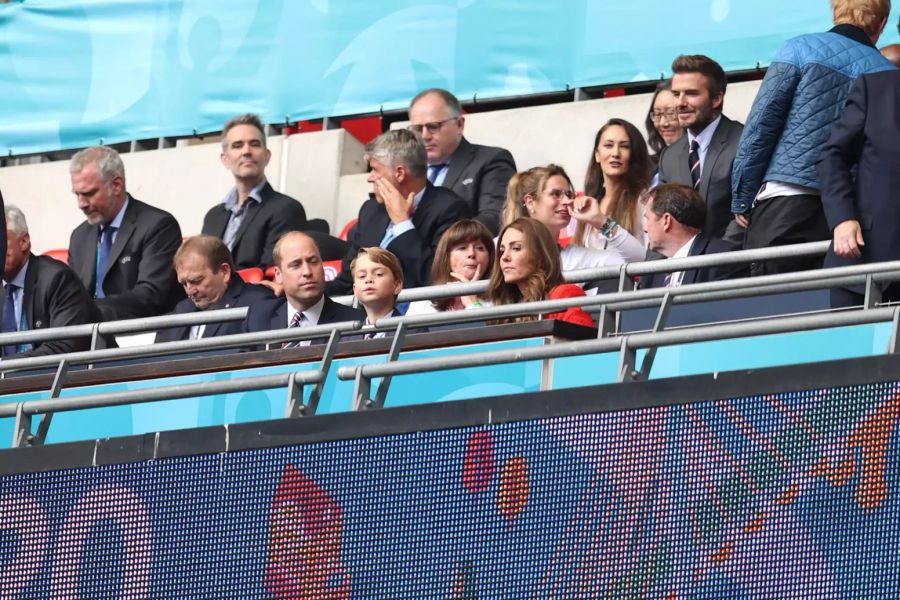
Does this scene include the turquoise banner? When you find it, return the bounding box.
[2,0,896,155]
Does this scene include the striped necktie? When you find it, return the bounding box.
[688,140,701,191]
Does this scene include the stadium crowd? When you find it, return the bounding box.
[1,0,898,357]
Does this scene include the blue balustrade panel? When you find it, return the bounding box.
[2,374,900,596]
[0,323,892,447]
[2,0,897,155]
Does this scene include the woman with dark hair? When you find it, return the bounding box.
[406,219,495,315]
[645,80,683,159]
[488,217,594,327]
[501,165,624,273]
[569,118,652,262]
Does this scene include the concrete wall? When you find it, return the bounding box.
[0,82,761,254]
[0,129,367,254]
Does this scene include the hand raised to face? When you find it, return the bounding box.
[567,195,609,229]
[375,178,415,225]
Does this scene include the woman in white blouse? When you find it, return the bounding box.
[568,118,653,263]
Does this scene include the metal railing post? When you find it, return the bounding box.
[31,359,70,446]
[889,306,900,354]
[12,403,31,448]
[638,291,673,380]
[284,372,306,418]
[372,322,407,409]
[865,274,882,309]
[352,367,372,411]
[617,336,637,383]
[304,329,343,417]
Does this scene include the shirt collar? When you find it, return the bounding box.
[671,234,698,260]
[108,196,129,230]
[687,114,722,153]
[223,178,267,212]
[830,24,875,49]
[287,294,325,327]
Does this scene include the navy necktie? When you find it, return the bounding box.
[688,140,701,191]
[2,283,20,356]
[95,225,116,298]
[427,164,447,184]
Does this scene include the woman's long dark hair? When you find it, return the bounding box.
[578,118,651,241]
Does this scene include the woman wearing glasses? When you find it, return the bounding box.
[566,119,652,263]
[646,80,683,161]
[500,164,625,272]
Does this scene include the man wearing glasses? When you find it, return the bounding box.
[408,88,516,235]
[731,0,894,276]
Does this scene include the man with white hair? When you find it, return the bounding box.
[326,129,471,295]
[2,205,99,357]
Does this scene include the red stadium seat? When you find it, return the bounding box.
[339,218,357,241]
[42,248,69,264]
[341,115,382,145]
[323,259,342,282]
[237,267,264,283]
[265,266,276,280]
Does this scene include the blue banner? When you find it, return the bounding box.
[2,0,896,156]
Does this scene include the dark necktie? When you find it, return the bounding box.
[688,140,701,191]
[2,283,20,356]
[427,164,447,184]
[95,225,117,298]
[283,311,306,348]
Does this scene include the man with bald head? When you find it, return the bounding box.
[245,231,363,341]
[408,88,515,234]
[155,235,273,343]
[68,145,183,321]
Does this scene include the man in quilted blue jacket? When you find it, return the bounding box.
[731,0,895,276]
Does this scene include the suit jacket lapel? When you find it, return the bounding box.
[699,118,730,200]
[671,137,692,184]
[441,138,474,190]
[76,225,100,288]
[23,256,38,329]
[271,299,288,330]
[683,234,709,285]
[204,278,244,338]
[105,197,138,280]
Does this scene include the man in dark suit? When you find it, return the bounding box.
[2,206,99,358]
[202,113,309,270]
[68,146,183,321]
[326,129,471,296]
[817,69,900,308]
[246,232,364,343]
[408,88,515,234]
[155,235,273,343]
[657,55,743,241]
[640,184,741,289]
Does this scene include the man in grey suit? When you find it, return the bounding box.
[408,88,516,235]
[657,55,743,241]
[68,146,184,321]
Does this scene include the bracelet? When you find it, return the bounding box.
[598,217,618,238]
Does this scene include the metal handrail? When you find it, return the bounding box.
[366,260,900,332]
[1,370,325,447]
[332,240,832,305]
[338,306,900,408]
[0,306,249,347]
[0,319,362,374]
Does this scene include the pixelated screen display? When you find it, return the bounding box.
[2,380,900,598]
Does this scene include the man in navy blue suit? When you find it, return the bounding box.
[818,63,900,308]
[246,231,363,344]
